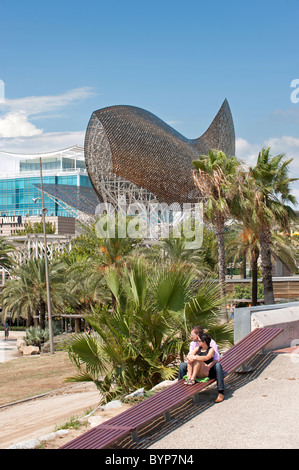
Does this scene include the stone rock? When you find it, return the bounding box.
[8,439,40,449]
[100,400,123,411]
[125,387,145,399]
[150,380,176,391]
[39,429,69,441]
[88,416,104,428]
[16,337,26,353]
[8,430,69,449]
[22,345,40,356]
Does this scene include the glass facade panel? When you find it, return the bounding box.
[0,149,95,218]
[0,172,92,217]
[80,175,93,187]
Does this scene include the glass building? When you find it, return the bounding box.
[0,145,96,218]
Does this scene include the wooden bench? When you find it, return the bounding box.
[60,327,283,449]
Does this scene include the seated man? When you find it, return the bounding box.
[178,326,225,403]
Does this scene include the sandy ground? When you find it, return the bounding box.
[0,334,298,450]
[0,333,131,449]
[0,382,103,449]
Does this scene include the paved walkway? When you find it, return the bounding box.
[149,352,299,449]
[0,335,20,363]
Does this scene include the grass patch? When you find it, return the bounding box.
[55,416,89,431]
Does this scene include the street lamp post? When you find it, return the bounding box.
[39,157,54,354]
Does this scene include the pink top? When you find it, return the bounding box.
[189,339,220,361]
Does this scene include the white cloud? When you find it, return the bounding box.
[0,86,95,139]
[0,130,85,153]
[236,135,299,165]
[2,87,95,117]
[291,188,299,199]
[264,135,299,153]
[271,107,299,124]
[236,135,299,202]
[0,87,95,173]
[263,136,299,178]
[0,111,43,138]
[235,137,260,165]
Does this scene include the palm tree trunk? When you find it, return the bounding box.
[242,253,247,279]
[259,225,275,305]
[26,313,34,328]
[40,301,46,330]
[215,216,226,301]
[251,246,259,306]
[75,317,81,333]
[34,309,39,327]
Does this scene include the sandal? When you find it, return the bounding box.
[187,379,196,385]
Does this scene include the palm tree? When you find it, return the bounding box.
[0,258,66,328]
[249,148,298,304]
[226,224,260,305]
[226,224,297,306]
[66,259,233,403]
[72,218,141,306]
[192,150,242,300]
[74,217,140,269]
[61,251,109,332]
[0,236,15,270]
[138,236,212,278]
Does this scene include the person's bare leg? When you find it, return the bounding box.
[190,361,206,380]
[185,362,193,383]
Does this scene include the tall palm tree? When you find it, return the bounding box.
[0,258,66,328]
[226,224,260,305]
[192,150,242,300]
[249,148,298,304]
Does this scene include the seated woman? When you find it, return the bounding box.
[185,332,214,385]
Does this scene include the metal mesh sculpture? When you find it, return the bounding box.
[84,100,235,208]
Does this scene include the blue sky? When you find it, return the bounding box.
[0,0,299,195]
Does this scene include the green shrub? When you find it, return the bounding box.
[24,326,49,349]
[233,283,264,299]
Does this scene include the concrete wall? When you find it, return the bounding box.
[234,301,299,351]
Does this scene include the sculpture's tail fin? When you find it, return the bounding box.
[192,99,235,157]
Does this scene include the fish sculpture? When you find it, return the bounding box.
[84,99,235,205]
